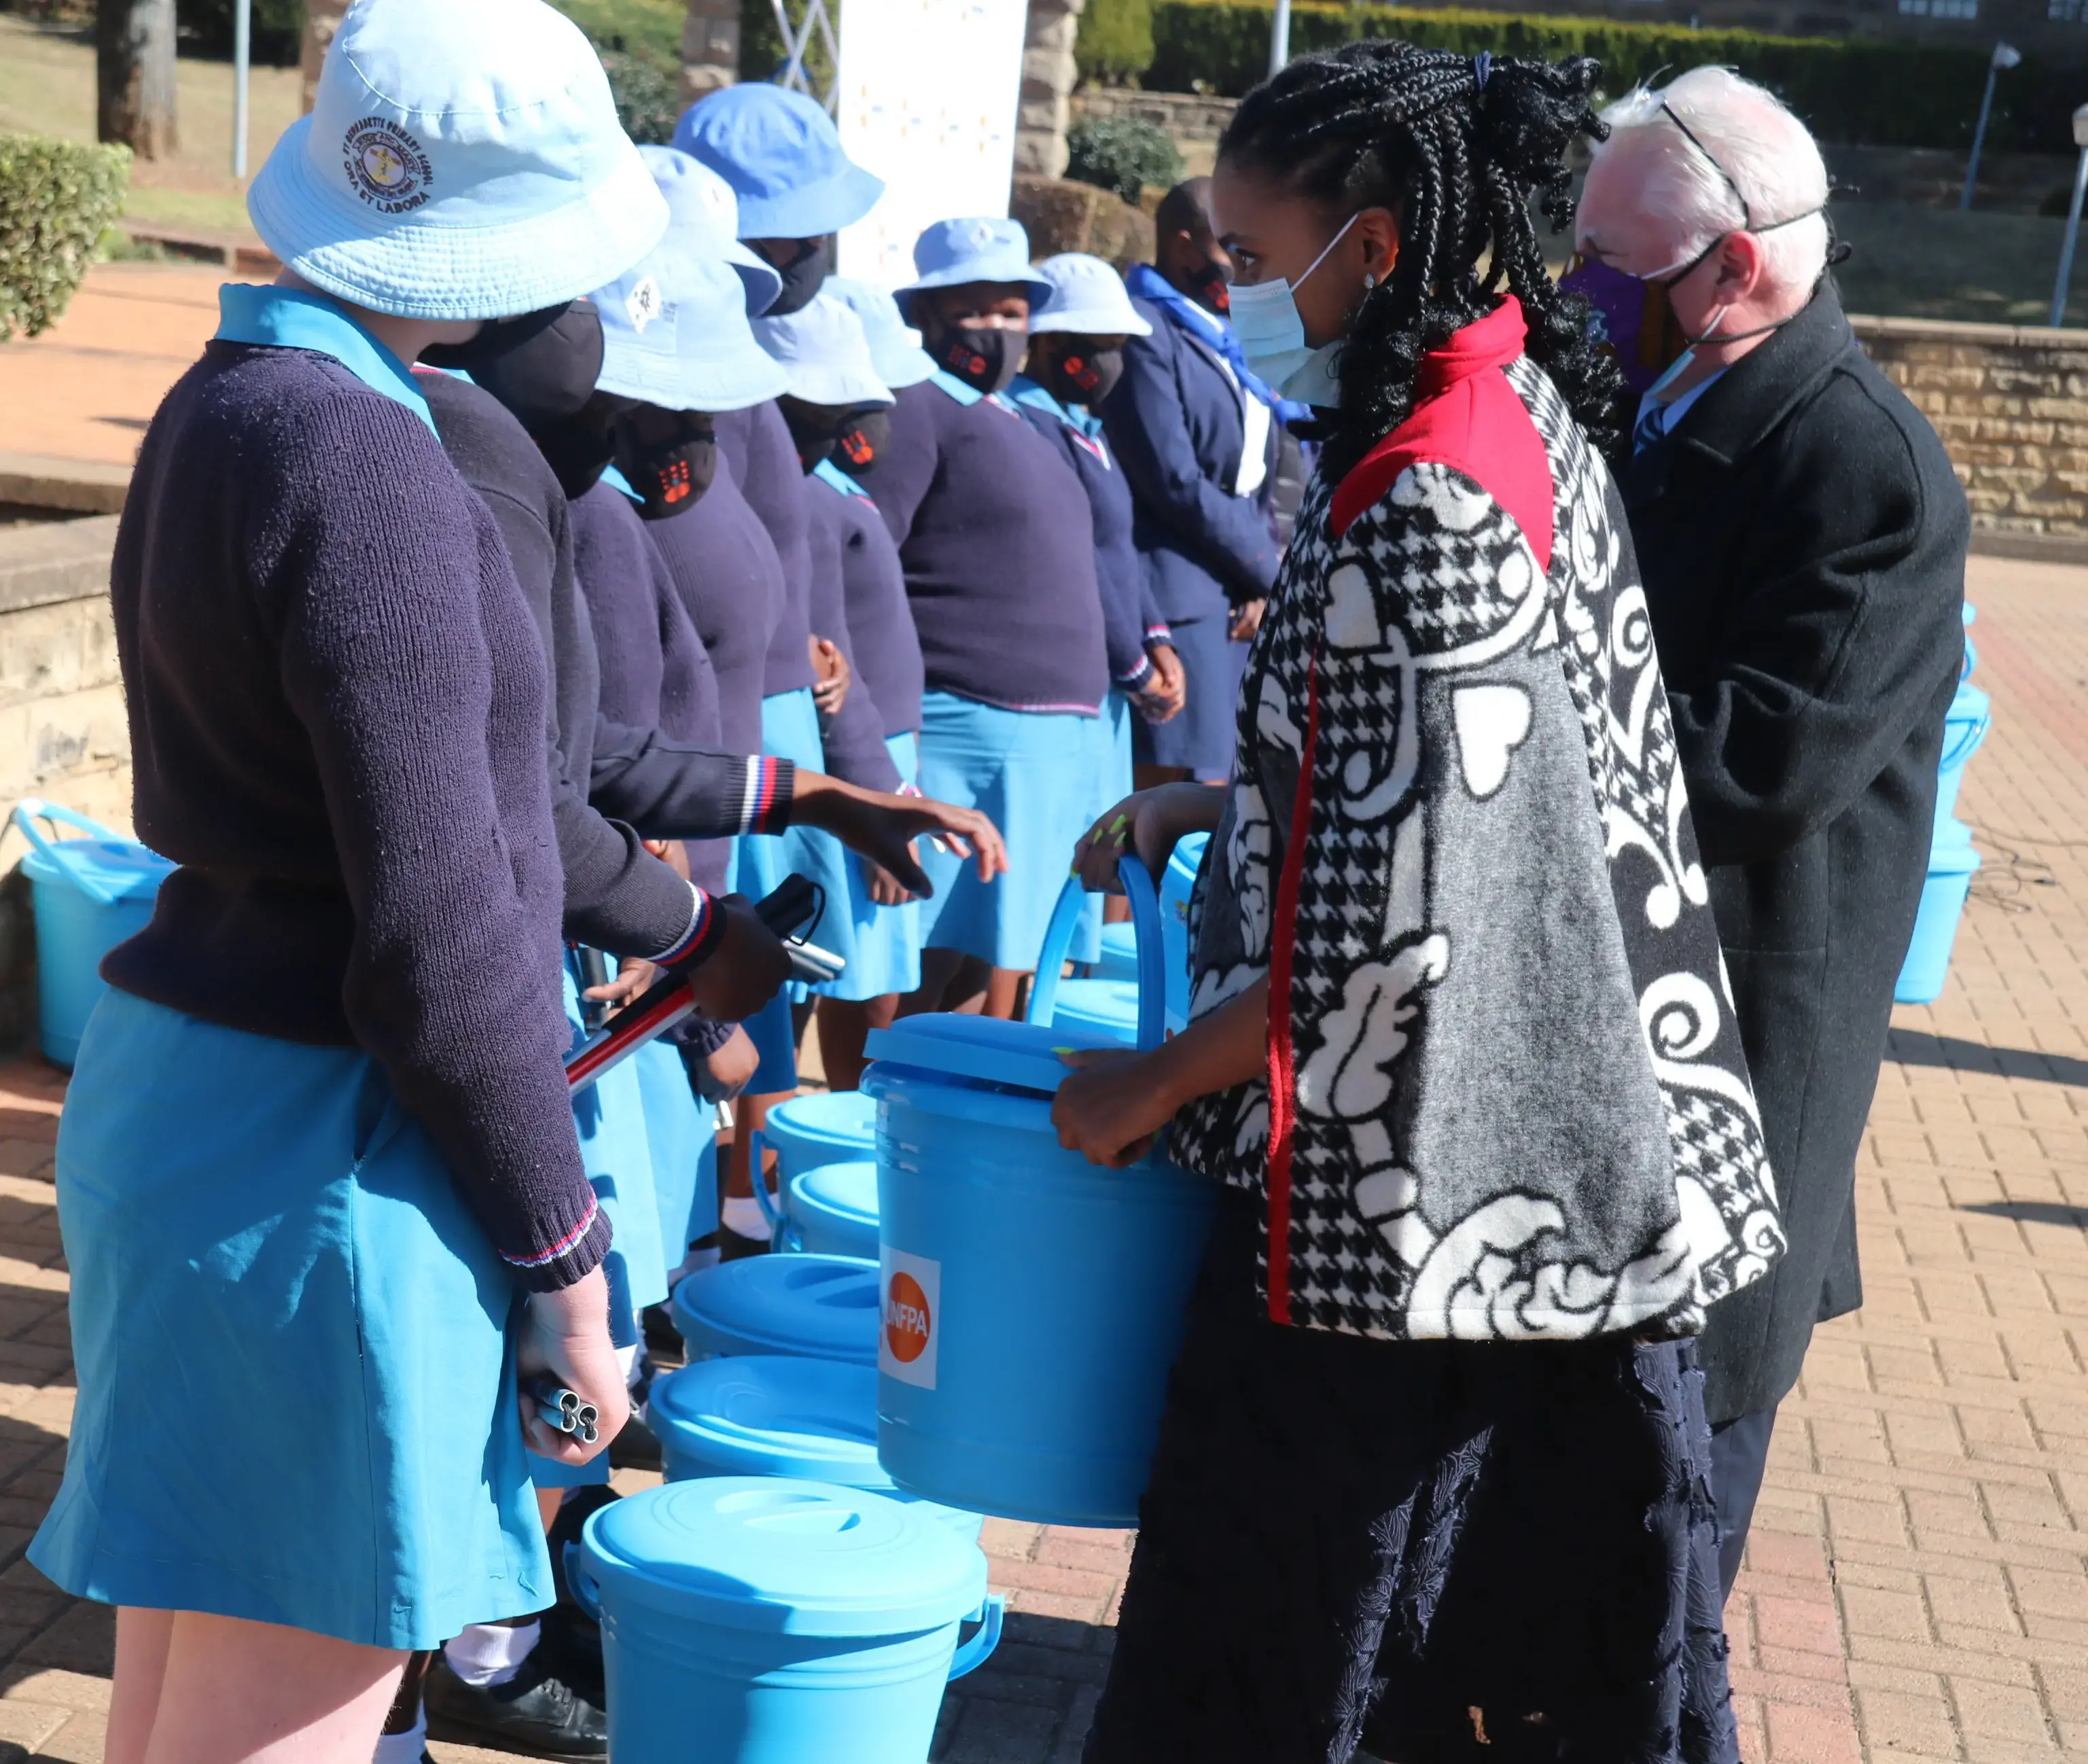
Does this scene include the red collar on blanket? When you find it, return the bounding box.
[1326,296,1554,574]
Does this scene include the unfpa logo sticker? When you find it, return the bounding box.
[879,1248,940,1390]
[342,117,433,215]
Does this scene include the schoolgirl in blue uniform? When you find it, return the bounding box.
[1013,253,1188,886]
[28,5,673,1758]
[754,294,930,1089]
[863,218,1112,1017]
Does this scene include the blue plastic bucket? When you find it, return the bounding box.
[571,1478,1001,1764]
[750,1090,877,1245]
[1896,819,1982,1005]
[1082,832,1207,1035]
[864,854,1217,1528]
[649,1355,982,1538]
[1934,682,1991,830]
[11,800,173,1068]
[671,1254,882,1366]
[777,1159,879,1261]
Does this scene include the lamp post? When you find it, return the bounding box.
[2051,103,2088,329]
[1960,40,2020,211]
[1269,0,1290,78]
[231,0,250,177]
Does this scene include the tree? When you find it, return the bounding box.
[97,0,178,161]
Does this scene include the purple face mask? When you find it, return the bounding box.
[1557,257,1689,398]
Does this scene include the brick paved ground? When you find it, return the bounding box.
[0,552,2072,1761]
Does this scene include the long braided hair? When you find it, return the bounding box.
[1218,41,1624,476]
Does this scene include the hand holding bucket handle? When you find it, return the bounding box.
[9,799,126,906]
[1025,853,1165,1052]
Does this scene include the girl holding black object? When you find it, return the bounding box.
[1053,43,1780,1764]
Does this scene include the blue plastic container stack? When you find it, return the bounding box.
[749,1089,876,1250]
[10,800,173,1068]
[1896,605,1988,1004]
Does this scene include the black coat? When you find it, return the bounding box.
[1621,283,1968,1423]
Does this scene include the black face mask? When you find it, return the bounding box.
[419,300,573,372]
[1184,260,1231,317]
[530,390,629,500]
[834,407,891,476]
[931,324,1024,396]
[612,407,718,520]
[763,236,834,317]
[472,303,607,430]
[1038,342,1125,409]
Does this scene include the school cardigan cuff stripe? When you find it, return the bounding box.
[737,758,796,834]
[654,882,727,970]
[501,1193,612,1292]
[1144,624,1174,645]
[1117,655,1156,691]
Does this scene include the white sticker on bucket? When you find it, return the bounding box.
[879,1247,940,1390]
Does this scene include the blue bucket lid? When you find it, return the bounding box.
[580,1477,984,1636]
[18,836,171,902]
[1930,817,1981,876]
[866,1012,1127,1096]
[1947,681,1989,721]
[650,1354,881,1483]
[766,1089,877,1145]
[792,1159,879,1227]
[671,1254,881,1363]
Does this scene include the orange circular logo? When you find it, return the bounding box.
[884,1271,932,1364]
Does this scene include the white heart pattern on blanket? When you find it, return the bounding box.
[1451,683,1532,799]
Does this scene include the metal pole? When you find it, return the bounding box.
[1268,0,1291,79]
[2052,143,2088,330]
[1961,63,1998,211]
[232,0,251,179]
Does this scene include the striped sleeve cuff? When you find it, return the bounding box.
[502,1190,612,1292]
[654,881,728,970]
[734,756,796,835]
[1117,654,1155,691]
[1144,623,1173,644]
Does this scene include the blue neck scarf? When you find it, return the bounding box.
[1122,263,1306,423]
[213,284,436,436]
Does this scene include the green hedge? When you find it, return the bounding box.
[181,0,306,66]
[600,46,682,145]
[1133,1,2083,155]
[1067,113,1185,201]
[0,133,130,343]
[1078,0,1157,85]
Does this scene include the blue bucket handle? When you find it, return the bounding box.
[1025,853,1165,1051]
[747,1127,784,1237]
[10,799,126,906]
[563,1540,603,1623]
[1939,703,1991,771]
[946,1592,1005,1680]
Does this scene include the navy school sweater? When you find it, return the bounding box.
[1010,380,1155,694]
[422,371,713,958]
[801,478,902,793]
[715,402,817,700]
[105,342,605,1288]
[570,482,735,897]
[813,463,924,741]
[646,462,779,755]
[866,377,1108,716]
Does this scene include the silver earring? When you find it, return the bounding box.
[1364,272,1377,290]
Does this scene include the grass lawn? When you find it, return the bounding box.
[549,0,686,56]
[1833,200,2088,327]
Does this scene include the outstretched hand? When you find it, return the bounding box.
[808,784,1008,898]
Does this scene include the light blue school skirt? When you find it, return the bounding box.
[31,990,550,1648]
[813,730,924,1000]
[915,690,1101,973]
[635,1040,718,1265]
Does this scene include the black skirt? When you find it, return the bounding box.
[1084,1190,1741,1764]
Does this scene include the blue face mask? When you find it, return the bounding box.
[1227,211,1362,398]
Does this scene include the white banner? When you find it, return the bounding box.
[833,0,1030,289]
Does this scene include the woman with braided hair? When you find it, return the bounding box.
[1052,41,1780,1764]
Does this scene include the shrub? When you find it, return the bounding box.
[1077,0,1157,86]
[0,133,130,343]
[600,45,682,145]
[738,0,835,92]
[1142,1,2086,156]
[180,0,306,66]
[1067,114,1184,204]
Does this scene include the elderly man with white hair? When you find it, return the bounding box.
[1576,65,1968,1598]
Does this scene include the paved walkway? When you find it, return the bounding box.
[0,553,2072,1760]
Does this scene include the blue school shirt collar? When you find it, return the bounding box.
[811,459,874,501]
[600,463,644,503]
[1008,375,1104,441]
[214,284,437,436]
[927,368,1019,416]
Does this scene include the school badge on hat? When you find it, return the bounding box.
[342,116,432,214]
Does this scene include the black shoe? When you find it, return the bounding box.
[539,1597,607,1711]
[608,1405,663,1473]
[641,1301,684,1362]
[423,1649,607,1760]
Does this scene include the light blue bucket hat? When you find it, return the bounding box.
[1030,253,1154,338]
[247,0,667,321]
[594,241,791,413]
[893,218,1053,323]
[754,295,895,409]
[825,277,936,389]
[638,144,783,318]
[672,84,885,242]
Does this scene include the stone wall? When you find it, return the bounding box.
[1852,316,2088,547]
[1016,0,1086,180]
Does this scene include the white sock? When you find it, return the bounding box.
[443,1619,540,1689]
[618,1342,641,1386]
[721,1195,768,1239]
[372,1708,426,1764]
